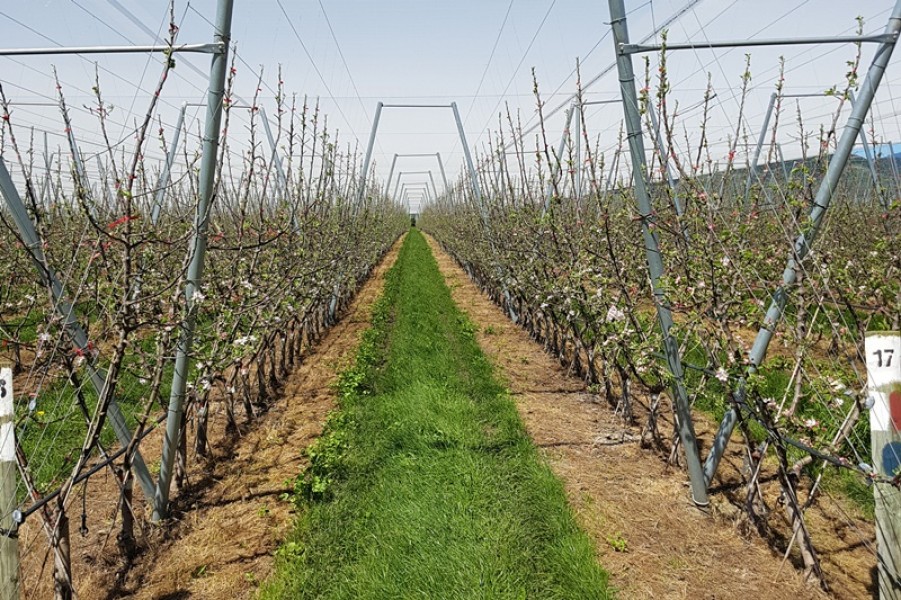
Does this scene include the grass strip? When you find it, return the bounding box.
[262,229,612,599]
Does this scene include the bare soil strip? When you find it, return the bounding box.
[68,239,403,599]
[424,234,847,600]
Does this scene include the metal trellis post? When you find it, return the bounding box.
[609,0,709,505]
[153,0,235,522]
[151,102,187,226]
[385,153,398,197]
[436,152,449,193]
[451,101,518,322]
[357,102,384,206]
[573,102,582,201]
[259,107,288,201]
[544,103,574,214]
[744,92,777,206]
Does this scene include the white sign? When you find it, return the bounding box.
[0,365,13,463]
[867,332,901,433]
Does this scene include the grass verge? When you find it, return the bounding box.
[262,229,612,599]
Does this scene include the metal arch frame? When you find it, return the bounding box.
[392,170,440,200]
[354,102,517,322]
[356,102,485,223]
[400,184,430,212]
[398,183,432,206]
[385,152,450,197]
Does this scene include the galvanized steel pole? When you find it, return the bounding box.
[451,102,485,220]
[745,92,777,206]
[848,90,883,204]
[544,103,574,214]
[451,101,518,322]
[436,152,449,193]
[385,153,398,197]
[259,107,288,201]
[428,171,439,200]
[357,102,383,206]
[151,102,187,226]
[573,103,582,201]
[609,0,709,505]
[153,0,234,522]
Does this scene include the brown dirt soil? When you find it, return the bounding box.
[424,234,876,600]
[15,239,402,599]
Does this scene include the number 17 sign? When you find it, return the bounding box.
[865,332,901,600]
[867,331,901,441]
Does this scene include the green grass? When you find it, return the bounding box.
[262,229,612,599]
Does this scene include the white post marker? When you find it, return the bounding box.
[866,331,901,599]
[0,361,17,599]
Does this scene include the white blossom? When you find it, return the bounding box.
[605,305,625,322]
[714,367,729,383]
[234,335,258,347]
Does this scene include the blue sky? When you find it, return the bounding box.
[2,1,901,212]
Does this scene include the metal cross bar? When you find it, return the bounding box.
[622,32,896,54]
[386,153,451,197]
[380,103,454,108]
[0,43,223,56]
[580,99,621,106]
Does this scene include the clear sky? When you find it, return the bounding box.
[2,1,900,213]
